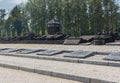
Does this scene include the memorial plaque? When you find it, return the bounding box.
[37,50,63,56]
[16,49,41,54]
[104,53,120,61]
[64,51,94,58]
[0,48,9,51]
[0,48,21,54]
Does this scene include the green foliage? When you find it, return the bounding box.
[0,9,6,37]
[3,4,30,36]
[0,0,120,37]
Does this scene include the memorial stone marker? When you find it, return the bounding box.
[104,53,120,61]
[64,51,94,58]
[16,49,41,54]
[37,50,63,56]
[0,48,9,51]
[0,48,21,54]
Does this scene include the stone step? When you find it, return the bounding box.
[0,55,119,83]
[0,67,82,83]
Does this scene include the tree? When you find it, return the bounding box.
[9,5,26,36]
[4,16,14,36]
[0,9,6,37]
[18,0,120,37]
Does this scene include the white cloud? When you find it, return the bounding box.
[9,0,27,4]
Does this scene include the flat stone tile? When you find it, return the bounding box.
[0,48,9,51]
[64,51,94,58]
[85,55,106,61]
[37,50,63,56]
[0,48,21,54]
[15,49,43,54]
[104,53,120,61]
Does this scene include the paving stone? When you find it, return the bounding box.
[104,53,120,61]
[64,51,94,58]
[37,50,63,56]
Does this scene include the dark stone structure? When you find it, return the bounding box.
[92,32,119,45]
[47,18,60,35]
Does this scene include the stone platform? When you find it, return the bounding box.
[0,44,119,83]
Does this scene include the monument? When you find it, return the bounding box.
[47,17,60,35]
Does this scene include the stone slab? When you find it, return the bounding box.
[64,38,81,45]
[0,48,21,54]
[16,49,42,54]
[37,50,63,56]
[0,48,9,51]
[64,51,94,58]
[104,53,120,61]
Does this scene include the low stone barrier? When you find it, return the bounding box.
[0,40,64,44]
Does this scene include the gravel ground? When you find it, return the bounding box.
[0,44,120,53]
[0,67,80,83]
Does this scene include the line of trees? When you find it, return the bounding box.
[0,0,120,37]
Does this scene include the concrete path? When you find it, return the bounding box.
[0,67,80,83]
[0,55,119,83]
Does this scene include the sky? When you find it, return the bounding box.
[0,0,120,13]
[116,0,120,5]
[0,0,27,13]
